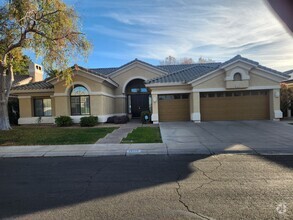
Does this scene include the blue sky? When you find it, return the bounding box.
[32,0,293,71]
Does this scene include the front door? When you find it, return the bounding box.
[131,94,149,117]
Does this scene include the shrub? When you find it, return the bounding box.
[80,116,98,127]
[106,116,116,123]
[141,111,151,124]
[114,115,129,124]
[107,115,129,124]
[55,116,73,127]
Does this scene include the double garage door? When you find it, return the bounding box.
[200,90,270,121]
[158,90,269,122]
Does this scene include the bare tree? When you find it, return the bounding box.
[160,56,177,65]
[198,56,215,63]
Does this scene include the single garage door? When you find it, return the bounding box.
[158,94,190,121]
[200,90,269,121]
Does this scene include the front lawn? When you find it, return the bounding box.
[121,127,162,143]
[0,126,116,146]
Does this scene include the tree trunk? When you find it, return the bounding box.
[0,61,12,130]
[0,98,11,130]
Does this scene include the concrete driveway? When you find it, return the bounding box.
[160,121,293,155]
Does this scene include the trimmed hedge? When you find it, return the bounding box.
[80,116,98,127]
[55,116,73,127]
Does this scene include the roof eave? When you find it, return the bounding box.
[145,82,186,87]
[11,89,54,94]
[108,60,168,77]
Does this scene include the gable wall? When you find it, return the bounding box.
[192,71,280,90]
[193,73,226,89]
[111,65,165,95]
[54,73,104,94]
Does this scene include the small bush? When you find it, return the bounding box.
[55,116,73,127]
[107,115,129,124]
[80,116,98,127]
[141,111,151,124]
[114,115,129,124]
[106,116,116,123]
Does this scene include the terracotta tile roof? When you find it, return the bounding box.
[12,81,53,90]
[146,63,221,84]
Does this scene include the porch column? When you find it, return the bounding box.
[269,89,283,120]
[151,94,159,124]
[191,92,201,122]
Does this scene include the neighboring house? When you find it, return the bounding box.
[11,55,289,124]
[9,62,44,88]
[283,69,293,89]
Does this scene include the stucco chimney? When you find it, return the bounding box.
[29,62,44,82]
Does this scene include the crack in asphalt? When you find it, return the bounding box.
[193,155,222,181]
[78,162,113,199]
[174,158,222,220]
[175,175,213,220]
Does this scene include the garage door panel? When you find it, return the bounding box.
[200,91,269,121]
[159,96,190,122]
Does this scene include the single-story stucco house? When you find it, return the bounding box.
[11,55,290,124]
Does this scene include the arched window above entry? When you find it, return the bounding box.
[233,72,242,81]
[125,79,149,94]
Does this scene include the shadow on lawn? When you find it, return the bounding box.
[0,155,207,218]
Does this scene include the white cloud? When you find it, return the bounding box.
[67,0,293,70]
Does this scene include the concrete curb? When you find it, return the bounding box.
[0,144,169,158]
[1,143,292,158]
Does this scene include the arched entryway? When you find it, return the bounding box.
[125,79,151,118]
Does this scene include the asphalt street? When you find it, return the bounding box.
[0,155,292,219]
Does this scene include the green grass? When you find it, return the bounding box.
[121,127,162,143]
[0,126,117,146]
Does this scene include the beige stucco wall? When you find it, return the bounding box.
[149,85,192,93]
[193,72,226,89]
[19,97,32,117]
[249,73,279,87]
[269,89,282,120]
[114,97,126,114]
[102,96,115,115]
[54,96,69,116]
[89,95,102,115]
[54,73,104,94]
[51,96,55,116]
[190,92,200,122]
